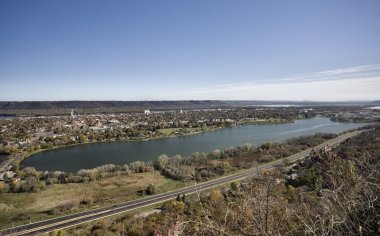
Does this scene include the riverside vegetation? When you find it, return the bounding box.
[2,106,378,172]
[0,131,355,230]
[0,107,317,173]
[53,126,380,236]
[0,133,338,194]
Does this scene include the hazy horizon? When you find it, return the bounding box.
[0,99,378,103]
[1,1,380,101]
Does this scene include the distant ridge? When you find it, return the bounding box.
[0,100,379,111]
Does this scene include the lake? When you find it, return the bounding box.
[22,117,369,172]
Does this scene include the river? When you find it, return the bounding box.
[22,117,369,172]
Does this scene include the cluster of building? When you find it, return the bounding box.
[1,106,378,174]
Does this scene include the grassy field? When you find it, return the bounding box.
[0,171,188,230]
[158,127,215,136]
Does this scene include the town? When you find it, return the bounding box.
[0,105,378,234]
[2,0,380,234]
[1,105,379,179]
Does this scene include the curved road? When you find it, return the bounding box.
[0,130,365,236]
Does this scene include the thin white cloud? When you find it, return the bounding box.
[276,64,380,83]
[166,64,380,101]
[2,64,379,101]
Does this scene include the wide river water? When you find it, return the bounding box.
[22,117,368,172]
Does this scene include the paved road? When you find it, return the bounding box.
[0,130,365,236]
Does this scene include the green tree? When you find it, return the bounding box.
[79,134,88,143]
[231,182,239,191]
[146,184,155,195]
[3,173,8,181]
[154,154,169,170]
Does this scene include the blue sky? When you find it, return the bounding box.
[1,0,379,101]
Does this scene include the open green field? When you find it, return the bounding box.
[0,172,188,230]
[158,127,215,136]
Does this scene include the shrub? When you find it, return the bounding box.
[48,200,78,215]
[146,184,155,195]
[0,182,9,193]
[258,154,275,162]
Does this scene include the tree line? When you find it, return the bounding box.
[73,127,379,236]
[0,133,338,193]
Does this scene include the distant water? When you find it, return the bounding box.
[22,117,369,172]
[367,106,380,110]
[0,116,17,120]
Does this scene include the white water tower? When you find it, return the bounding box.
[70,109,75,119]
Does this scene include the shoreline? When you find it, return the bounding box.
[0,129,370,232]
[19,119,296,169]
[11,118,376,174]
[20,126,225,167]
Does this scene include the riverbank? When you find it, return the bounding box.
[18,126,221,166]
[0,129,370,232]
[19,119,295,169]
[21,117,372,173]
[237,118,293,125]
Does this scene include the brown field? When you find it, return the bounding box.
[0,171,186,230]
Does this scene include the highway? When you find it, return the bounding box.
[0,130,365,236]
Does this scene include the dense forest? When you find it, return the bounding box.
[55,128,379,236]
